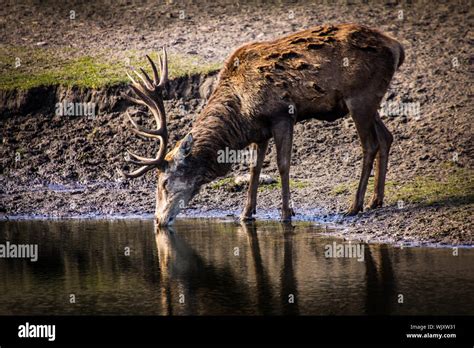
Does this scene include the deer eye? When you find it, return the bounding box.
[162,178,169,188]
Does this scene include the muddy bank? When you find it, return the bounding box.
[0,72,218,117]
[1,72,471,245]
[1,0,473,245]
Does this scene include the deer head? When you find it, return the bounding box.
[118,48,200,225]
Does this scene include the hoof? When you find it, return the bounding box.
[368,199,383,210]
[344,208,361,217]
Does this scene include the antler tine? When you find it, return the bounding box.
[139,68,154,88]
[126,70,138,86]
[126,111,164,139]
[158,46,168,87]
[127,68,152,94]
[146,54,160,84]
[126,145,166,166]
[116,166,155,179]
[132,68,153,90]
[129,84,167,131]
[119,50,169,178]
[121,92,146,106]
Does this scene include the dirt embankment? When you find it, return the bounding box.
[0,1,472,245]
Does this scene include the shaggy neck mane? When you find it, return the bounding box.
[187,83,254,183]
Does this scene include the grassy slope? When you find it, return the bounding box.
[212,163,473,209]
[331,165,473,207]
[0,45,221,90]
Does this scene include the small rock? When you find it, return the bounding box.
[234,174,276,186]
[419,154,429,161]
[172,38,186,45]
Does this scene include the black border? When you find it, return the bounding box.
[0,315,472,345]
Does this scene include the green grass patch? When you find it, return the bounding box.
[331,167,474,206]
[332,183,349,195]
[0,45,221,90]
[210,177,235,190]
[209,177,309,191]
[259,178,309,191]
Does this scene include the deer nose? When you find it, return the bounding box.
[155,211,175,226]
[155,215,168,226]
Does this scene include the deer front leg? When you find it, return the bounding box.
[241,140,269,222]
[272,119,294,222]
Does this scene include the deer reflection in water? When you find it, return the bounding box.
[153,222,299,315]
[1,219,470,315]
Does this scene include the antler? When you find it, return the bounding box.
[118,47,169,178]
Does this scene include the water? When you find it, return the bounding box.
[0,218,472,315]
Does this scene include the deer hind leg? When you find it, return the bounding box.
[241,140,269,222]
[369,114,393,209]
[272,119,295,222]
[346,105,380,216]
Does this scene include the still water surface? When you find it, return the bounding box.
[0,218,472,315]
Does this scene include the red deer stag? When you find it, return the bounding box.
[119,23,404,225]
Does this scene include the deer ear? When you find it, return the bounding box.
[176,133,193,161]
